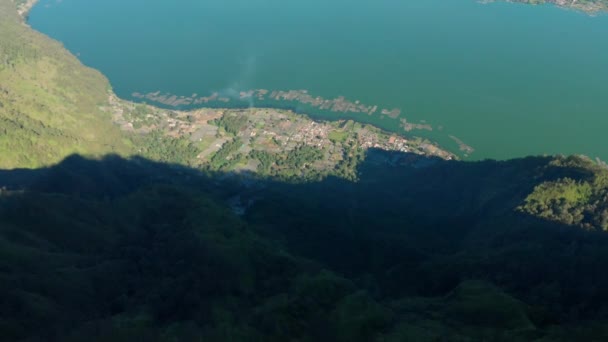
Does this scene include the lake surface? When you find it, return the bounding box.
[29,0,608,160]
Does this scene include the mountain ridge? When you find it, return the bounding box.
[3,152,608,340]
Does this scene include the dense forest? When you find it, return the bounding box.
[4,0,608,340]
[3,153,608,341]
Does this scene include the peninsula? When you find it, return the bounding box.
[6,0,455,173]
[109,95,454,181]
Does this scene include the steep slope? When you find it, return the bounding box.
[0,0,133,168]
[2,154,608,341]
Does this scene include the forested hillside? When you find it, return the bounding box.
[520,156,608,230]
[2,153,608,341]
[0,0,133,168]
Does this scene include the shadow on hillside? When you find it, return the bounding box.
[0,149,591,234]
[0,150,599,266]
[1,150,602,269]
[0,149,572,200]
[2,150,608,341]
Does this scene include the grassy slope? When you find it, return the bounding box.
[0,0,133,169]
[520,156,608,230]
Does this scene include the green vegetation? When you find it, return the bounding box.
[133,131,200,166]
[334,141,365,180]
[249,150,274,174]
[209,138,244,171]
[245,145,326,181]
[282,145,324,169]
[3,154,608,340]
[123,103,160,129]
[328,130,348,143]
[0,0,133,168]
[213,113,248,135]
[520,156,608,230]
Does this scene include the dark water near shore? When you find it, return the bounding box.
[29,0,608,160]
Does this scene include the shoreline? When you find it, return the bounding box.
[12,0,608,167]
[20,0,462,160]
[16,0,38,21]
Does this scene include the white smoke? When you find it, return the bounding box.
[215,54,260,108]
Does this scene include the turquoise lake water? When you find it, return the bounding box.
[29,0,608,160]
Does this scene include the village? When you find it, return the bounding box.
[106,94,454,179]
